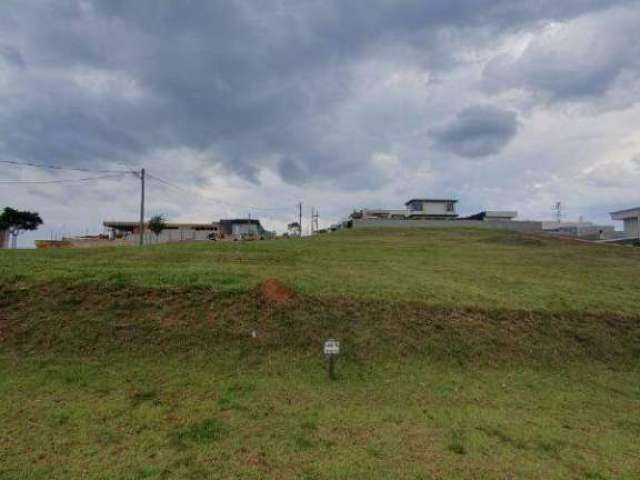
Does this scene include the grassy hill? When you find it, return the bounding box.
[3,227,640,313]
[1,228,639,479]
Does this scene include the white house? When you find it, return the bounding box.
[353,198,459,220]
[405,199,458,218]
[610,207,640,238]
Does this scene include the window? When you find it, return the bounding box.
[446,201,455,212]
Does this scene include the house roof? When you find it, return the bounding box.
[219,219,262,225]
[610,207,640,220]
[466,211,517,220]
[404,198,458,205]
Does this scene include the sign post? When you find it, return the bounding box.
[323,339,340,380]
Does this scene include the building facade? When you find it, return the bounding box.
[405,199,458,218]
[610,207,640,238]
[104,221,221,245]
[352,198,459,220]
[219,219,272,239]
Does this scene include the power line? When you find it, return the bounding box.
[1,160,297,212]
[0,159,135,174]
[146,172,293,212]
[0,173,128,184]
[146,173,189,192]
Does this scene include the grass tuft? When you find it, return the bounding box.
[447,430,467,455]
[172,419,228,445]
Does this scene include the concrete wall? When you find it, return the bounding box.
[352,218,543,232]
[128,229,213,245]
[623,218,639,237]
[547,225,617,240]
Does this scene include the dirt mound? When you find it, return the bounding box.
[258,278,295,305]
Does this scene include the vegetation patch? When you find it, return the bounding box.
[447,430,467,455]
[172,419,228,446]
[130,388,161,407]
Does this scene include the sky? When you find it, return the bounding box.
[1,0,640,245]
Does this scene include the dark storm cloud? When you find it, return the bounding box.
[431,106,518,158]
[482,5,640,101]
[0,0,637,187]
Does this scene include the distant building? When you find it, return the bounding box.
[219,219,274,239]
[104,221,221,244]
[610,207,640,239]
[103,219,273,244]
[350,198,542,232]
[35,218,274,248]
[352,198,458,220]
[542,221,617,240]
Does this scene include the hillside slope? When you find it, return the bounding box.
[2,227,640,314]
[1,228,639,479]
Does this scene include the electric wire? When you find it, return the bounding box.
[0,173,128,184]
[146,173,294,212]
[0,159,136,174]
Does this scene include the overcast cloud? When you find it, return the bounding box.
[1,0,640,245]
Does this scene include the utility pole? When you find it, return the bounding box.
[310,207,314,235]
[298,201,303,238]
[553,201,562,224]
[139,167,145,246]
[310,207,319,234]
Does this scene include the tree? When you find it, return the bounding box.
[287,221,301,237]
[148,214,167,242]
[0,207,43,248]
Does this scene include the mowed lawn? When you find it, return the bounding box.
[1,228,640,314]
[1,354,639,480]
[1,228,640,479]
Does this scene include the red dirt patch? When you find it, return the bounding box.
[258,278,295,305]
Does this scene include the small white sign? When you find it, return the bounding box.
[324,339,340,355]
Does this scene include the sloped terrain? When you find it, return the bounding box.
[0,229,639,479]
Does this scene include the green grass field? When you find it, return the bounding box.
[1,228,639,479]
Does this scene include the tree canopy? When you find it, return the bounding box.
[0,207,43,232]
[148,215,167,237]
